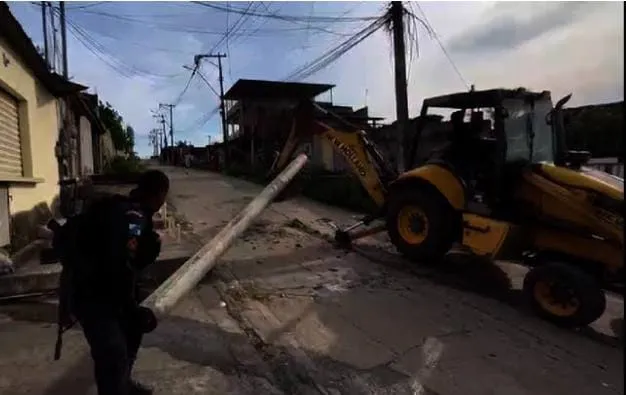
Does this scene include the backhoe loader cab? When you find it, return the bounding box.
[410,88,564,170]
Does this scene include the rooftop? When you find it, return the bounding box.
[0,2,86,96]
[423,88,550,109]
[224,79,334,101]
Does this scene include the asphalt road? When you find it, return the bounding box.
[0,165,622,395]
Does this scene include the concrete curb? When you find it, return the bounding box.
[0,264,61,297]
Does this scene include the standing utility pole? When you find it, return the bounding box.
[391,1,409,173]
[153,113,167,147]
[159,115,167,153]
[159,103,175,147]
[149,129,159,157]
[59,1,68,79]
[194,53,228,166]
[40,2,49,67]
[159,115,167,146]
[50,2,57,73]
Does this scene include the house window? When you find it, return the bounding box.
[0,88,23,178]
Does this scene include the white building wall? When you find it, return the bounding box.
[79,115,94,175]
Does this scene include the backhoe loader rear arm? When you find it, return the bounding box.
[270,101,394,209]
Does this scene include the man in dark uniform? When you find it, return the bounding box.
[67,170,169,395]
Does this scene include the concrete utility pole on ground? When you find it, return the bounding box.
[193,53,228,167]
[143,153,310,315]
[391,1,409,173]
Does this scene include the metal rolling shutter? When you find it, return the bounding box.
[0,89,22,177]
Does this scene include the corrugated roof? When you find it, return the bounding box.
[224,79,334,101]
[423,88,549,109]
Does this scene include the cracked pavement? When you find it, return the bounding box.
[0,165,623,395]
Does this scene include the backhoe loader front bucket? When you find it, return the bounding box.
[267,101,318,177]
[265,101,318,200]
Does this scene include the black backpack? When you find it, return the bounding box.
[50,194,126,360]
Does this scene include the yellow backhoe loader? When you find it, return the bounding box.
[270,88,623,328]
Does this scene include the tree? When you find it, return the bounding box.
[98,101,135,154]
[564,101,623,158]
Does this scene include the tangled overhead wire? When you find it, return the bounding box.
[173,66,198,106]
[182,4,389,134]
[48,5,182,80]
[412,2,469,89]
[284,13,391,82]
[193,1,380,23]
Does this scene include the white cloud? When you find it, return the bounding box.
[328,1,623,121]
[9,2,622,156]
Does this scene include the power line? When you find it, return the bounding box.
[196,69,221,99]
[224,1,258,80]
[193,1,380,23]
[182,106,220,134]
[182,5,385,133]
[173,3,382,135]
[285,14,390,82]
[174,67,198,106]
[414,2,470,89]
[206,1,258,55]
[65,2,106,10]
[67,18,180,79]
[70,8,354,37]
[53,7,183,80]
[65,18,135,78]
[404,2,431,84]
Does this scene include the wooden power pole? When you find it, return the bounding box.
[194,53,228,167]
[40,2,49,67]
[159,103,175,147]
[391,1,409,173]
[59,1,68,79]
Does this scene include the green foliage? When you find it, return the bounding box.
[564,102,623,158]
[125,125,135,152]
[98,101,135,154]
[103,155,145,175]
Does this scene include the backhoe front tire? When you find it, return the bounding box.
[523,262,606,328]
[386,188,457,264]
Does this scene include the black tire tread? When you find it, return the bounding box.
[386,187,457,263]
[523,262,606,328]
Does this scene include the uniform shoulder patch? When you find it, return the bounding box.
[126,209,145,237]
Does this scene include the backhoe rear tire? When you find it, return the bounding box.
[523,262,606,328]
[386,187,457,264]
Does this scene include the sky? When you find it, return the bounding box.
[7,1,624,158]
